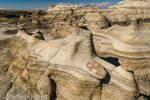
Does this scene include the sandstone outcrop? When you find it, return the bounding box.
[92,17,150,96]
[49,25,73,40]
[101,65,139,100]
[44,5,102,27]
[44,9,73,23]
[47,3,77,12]
[102,0,150,26]
[73,5,101,16]
[0,26,144,100]
[0,27,105,100]
[79,13,109,29]
[1,0,150,99]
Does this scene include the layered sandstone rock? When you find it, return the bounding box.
[44,3,77,24]
[73,5,101,16]
[92,17,150,96]
[102,0,150,25]
[101,65,139,100]
[1,25,147,99]
[44,9,73,23]
[43,24,74,41]
[1,0,150,99]
[44,5,102,26]
[47,3,77,12]
[0,27,114,100]
[79,13,109,29]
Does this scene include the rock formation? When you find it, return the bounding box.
[73,5,101,16]
[0,0,150,99]
[0,25,148,99]
[102,0,150,26]
[101,65,139,100]
[0,27,104,100]
[79,13,109,29]
[44,5,102,27]
[47,3,77,12]
[92,17,150,96]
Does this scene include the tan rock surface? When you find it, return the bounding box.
[1,0,150,99]
[102,0,150,22]
[101,65,139,100]
[0,27,115,100]
[92,17,150,96]
[81,13,109,29]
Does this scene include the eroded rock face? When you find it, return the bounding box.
[92,17,150,96]
[134,68,150,96]
[80,13,109,29]
[47,3,77,11]
[102,0,150,26]
[0,27,144,100]
[0,27,106,100]
[44,5,102,27]
[73,5,101,16]
[101,65,139,100]
[1,0,150,99]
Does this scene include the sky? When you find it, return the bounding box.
[0,0,122,10]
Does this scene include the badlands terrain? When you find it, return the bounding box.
[0,0,150,100]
